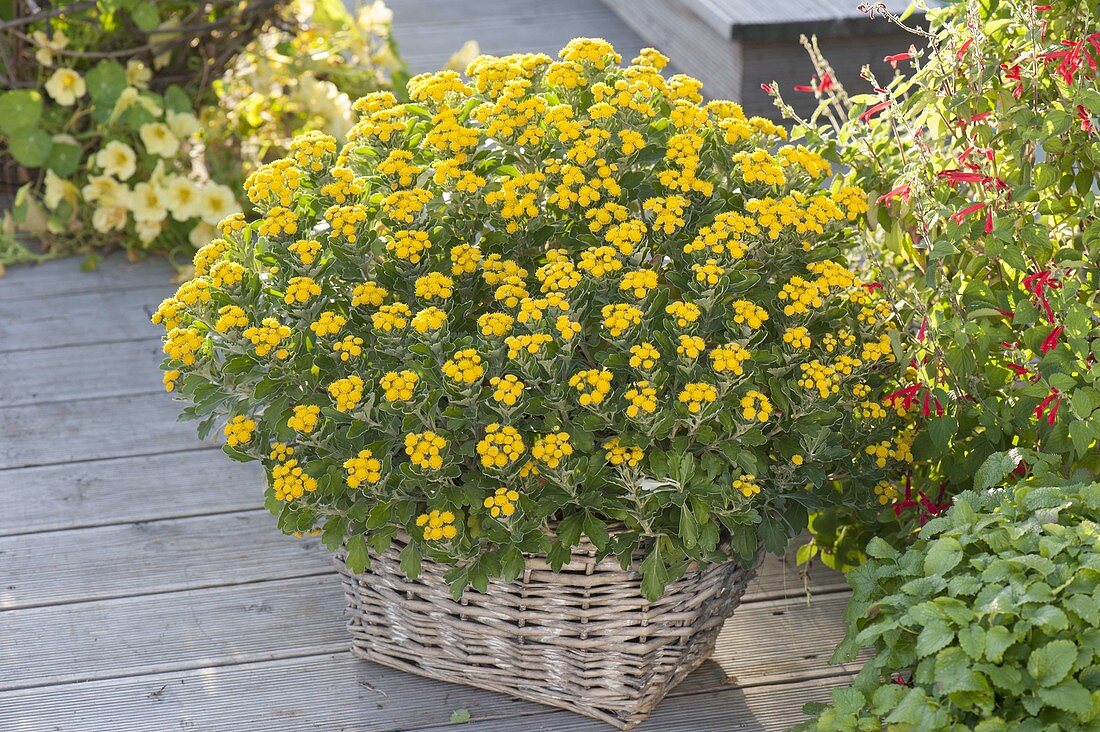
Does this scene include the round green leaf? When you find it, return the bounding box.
[85,60,127,106]
[8,126,54,167]
[45,140,83,178]
[0,90,44,135]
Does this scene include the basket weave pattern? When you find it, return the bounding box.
[335,536,764,729]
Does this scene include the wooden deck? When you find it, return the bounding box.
[1,3,860,729]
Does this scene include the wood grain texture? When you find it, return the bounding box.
[0,254,174,302]
[1,574,849,692]
[0,653,847,731]
[0,339,165,407]
[0,286,169,353]
[0,512,332,609]
[0,449,263,536]
[0,393,205,469]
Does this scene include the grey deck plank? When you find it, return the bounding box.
[0,504,844,610]
[0,253,174,302]
[0,449,262,536]
[0,651,844,731]
[0,286,168,353]
[0,339,165,408]
[1,512,332,610]
[2,569,850,691]
[0,393,204,469]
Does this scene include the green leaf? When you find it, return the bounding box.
[1038,679,1092,715]
[927,416,958,454]
[984,625,1014,663]
[8,127,53,167]
[1028,639,1076,687]
[916,620,955,657]
[85,60,127,106]
[974,451,1020,491]
[449,708,471,724]
[46,140,83,178]
[129,3,159,30]
[865,537,900,560]
[399,540,422,580]
[958,624,986,660]
[923,536,963,577]
[639,544,668,601]
[0,90,43,135]
[582,511,610,550]
[345,534,369,574]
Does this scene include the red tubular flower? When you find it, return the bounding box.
[1040,325,1064,354]
[950,202,987,224]
[1023,270,1059,324]
[760,83,774,94]
[939,170,994,186]
[1078,105,1095,134]
[859,100,893,123]
[884,46,917,69]
[956,38,974,60]
[917,316,928,342]
[1034,388,1062,425]
[1006,363,1029,378]
[877,183,912,204]
[863,282,884,292]
[985,209,994,235]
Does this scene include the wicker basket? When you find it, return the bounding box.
[334,534,764,730]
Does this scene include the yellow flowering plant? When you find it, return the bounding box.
[158,39,911,599]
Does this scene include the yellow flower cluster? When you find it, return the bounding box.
[483,487,520,518]
[224,415,255,447]
[344,449,382,488]
[328,375,364,412]
[476,424,526,468]
[604,437,643,467]
[532,432,573,469]
[405,431,447,470]
[158,39,906,574]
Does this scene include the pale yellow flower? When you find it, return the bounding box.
[164,176,201,220]
[81,174,125,207]
[188,221,216,248]
[198,184,241,225]
[135,218,163,244]
[130,182,168,223]
[91,204,128,234]
[43,169,79,211]
[125,60,152,89]
[32,30,68,66]
[166,111,200,139]
[139,122,180,158]
[44,68,85,106]
[95,141,137,181]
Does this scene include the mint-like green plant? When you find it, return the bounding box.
[797,483,1100,731]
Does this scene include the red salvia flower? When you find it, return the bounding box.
[917,316,928,342]
[950,202,987,224]
[939,170,994,185]
[859,100,893,123]
[884,46,917,69]
[760,83,774,94]
[1078,105,1095,134]
[1022,270,1059,324]
[877,183,912,204]
[1040,325,1064,354]
[956,37,974,60]
[1006,363,1030,378]
[985,208,994,235]
[863,282,884,292]
[1034,388,1062,425]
